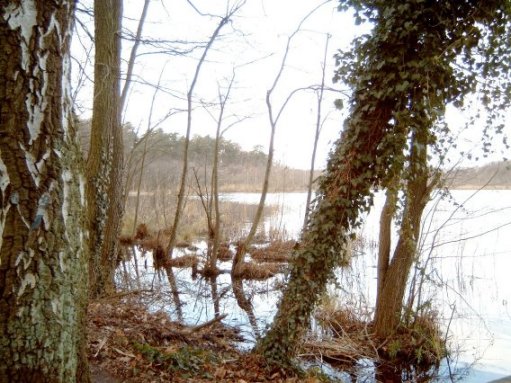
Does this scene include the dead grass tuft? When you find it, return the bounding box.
[134,223,149,240]
[217,243,232,261]
[119,235,135,246]
[311,300,446,373]
[168,255,198,268]
[315,305,368,335]
[250,240,295,263]
[235,262,283,280]
[152,245,167,270]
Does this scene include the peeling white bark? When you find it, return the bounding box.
[4,5,62,145]
[0,157,9,194]
[25,67,48,145]
[61,170,72,228]
[61,39,72,139]
[2,1,37,70]
[20,144,40,187]
[78,175,85,207]
[0,157,11,263]
[35,149,50,176]
[15,249,35,274]
[58,251,65,272]
[17,272,36,298]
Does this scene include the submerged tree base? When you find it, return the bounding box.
[309,304,447,381]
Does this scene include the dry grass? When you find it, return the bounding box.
[234,261,283,280]
[378,311,446,366]
[311,298,446,370]
[311,301,376,365]
[168,255,198,268]
[123,196,279,243]
[216,243,232,261]
[249,240,295,263]
[119,234,135,246]
[315,305,370,336]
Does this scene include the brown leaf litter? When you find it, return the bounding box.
[87,299,326,382]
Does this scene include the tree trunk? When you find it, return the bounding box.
[376,185,398,300]
[303,34,330,231]
[0,2,89,381]
[86,0,123,298]
[256,0,509,368]
[255,103,396,365]
[373,127,433,337]
[231,117,275,276]
[165,15,230,263]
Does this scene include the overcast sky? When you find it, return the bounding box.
[72,0,510,170]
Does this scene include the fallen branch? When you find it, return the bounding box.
[187,314,228,333]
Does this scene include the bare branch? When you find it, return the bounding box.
[120,0,151,113]
[165,2,247,260]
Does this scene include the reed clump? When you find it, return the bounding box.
[249,240,296,263]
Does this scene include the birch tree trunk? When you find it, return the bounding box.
[0,2,89,381]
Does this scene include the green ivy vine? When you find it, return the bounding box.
[256,0,511,369]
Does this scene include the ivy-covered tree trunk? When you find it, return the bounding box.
[373,126,435,338]
[86,0,123,298]
[0,2,89,382]
[257,0,509,367]
[256,101,397,366]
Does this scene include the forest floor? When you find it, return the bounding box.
[87,298,331,383]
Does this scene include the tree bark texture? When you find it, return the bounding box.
[0,2,89,381]
[373,126,433,337]
[376,186,397,300]
[86,0,123,298]
[256,101,397,365]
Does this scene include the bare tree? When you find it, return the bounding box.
[232,1,330,276]
[202,73,239,274]
[165,2,245,264]
[303,33,331,230]
[120,0,150,113]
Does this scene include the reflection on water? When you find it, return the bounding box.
[118,190,511,382]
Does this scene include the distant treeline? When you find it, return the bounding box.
[445,161,511,189]
[77,120,317,192]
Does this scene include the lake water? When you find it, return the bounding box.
[222,190,511,381]
[127,190,511,382]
